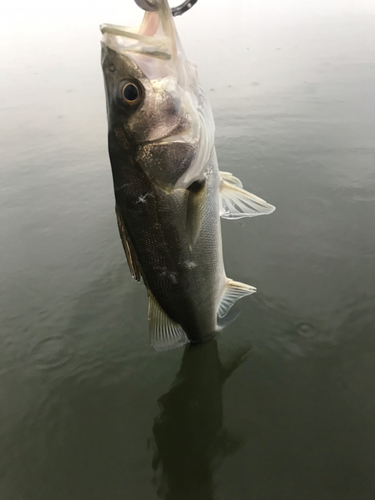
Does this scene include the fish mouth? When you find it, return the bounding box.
[100,0,178,61]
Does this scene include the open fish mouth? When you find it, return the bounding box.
[100,0,178,61]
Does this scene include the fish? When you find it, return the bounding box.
[100,0,275,352]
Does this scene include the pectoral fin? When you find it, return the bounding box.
[219,176,275,219]
[220,171,243,188]
[115,205,142,282]
[218,279,257,318]
[148,294,189,352]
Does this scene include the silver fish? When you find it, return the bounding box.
[100,0,275,351]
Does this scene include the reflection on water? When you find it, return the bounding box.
[151,340,250,500]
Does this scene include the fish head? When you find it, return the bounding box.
[101,0,215,188]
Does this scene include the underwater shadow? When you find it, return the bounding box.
[151,339,250,500]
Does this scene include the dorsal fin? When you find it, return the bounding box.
[218,279,257,318]
[115,205,142,282]
[219,176,275,219]
[148,293,189,352]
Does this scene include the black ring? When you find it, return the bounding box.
[134,0,198,16]
[171,0,198,16]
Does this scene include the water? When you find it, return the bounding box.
[1,0,375,498]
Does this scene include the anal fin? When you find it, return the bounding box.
[217,307,242,330]
[149,293,189,352]
[218,279,257,318]
[115,205,142,282]
[219,176,275,219]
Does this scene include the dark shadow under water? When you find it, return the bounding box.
[151,340,250,500]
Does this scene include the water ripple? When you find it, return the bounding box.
[30,335,71,371]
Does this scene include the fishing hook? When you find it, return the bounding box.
[134,0,198,16]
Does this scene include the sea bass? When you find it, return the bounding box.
[100,0,275,351]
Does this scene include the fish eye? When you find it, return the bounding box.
[118,80,143,108]
[123,83,138,101]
